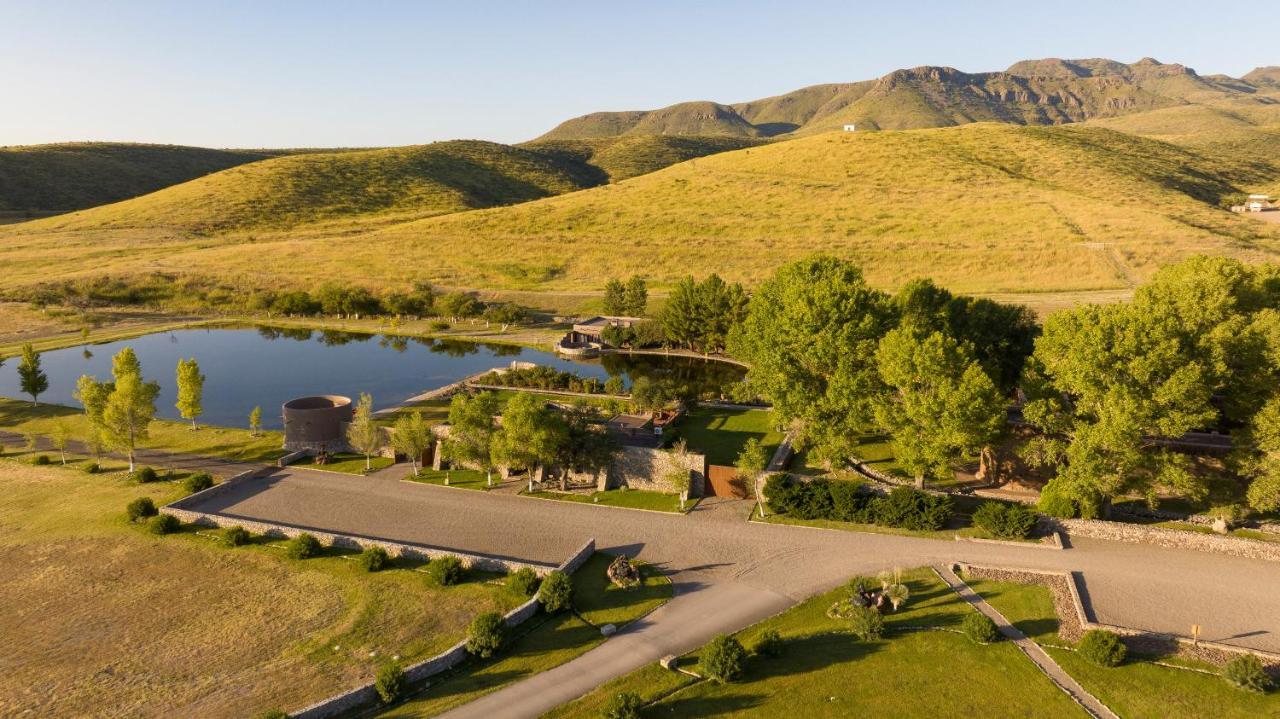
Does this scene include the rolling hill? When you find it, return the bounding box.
[521,135,763,182]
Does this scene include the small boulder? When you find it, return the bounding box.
[607,555,642,589]
[600,623,617,637]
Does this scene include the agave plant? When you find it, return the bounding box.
[884,583,910,611]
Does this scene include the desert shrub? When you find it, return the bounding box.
[131,466,158,484]
[360,546,390,572]
[286,533,322,560]
[602,691,644,719]
[466,612,506,658]
[1078,629,1127,667]
[963,612,1000,644]
[374,661,405,704]
[33,454,51,466]
[508,566,540,596]
[125,496,157,522]
[183,471,214,494]
[972,501,1039,539]
[1036,478,1078,519]
[251,711,288,719]
[83,462,102,474]
[148,513,180,535]
[223,526,251,547]
[538,570,573,612]
[1224,654,1273,693]
[753,628,783,657]
[847,605,885,641]
[871,487,952,530]
[430,555,464,585]
[701,634,747,683]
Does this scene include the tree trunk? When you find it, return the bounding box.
[914,474,925,490]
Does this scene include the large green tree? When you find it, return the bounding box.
[346,393,384,471]
[443,391,501,485]
[94,348,160,472]
[17,343,49,406]
[623,275,648,316]
[390,410,433,474]
[491,392,568,489]
[174,357,205,429]
[602,278,627,315]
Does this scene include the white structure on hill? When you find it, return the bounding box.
[1247,194,1273,212]
[843,124,857,132]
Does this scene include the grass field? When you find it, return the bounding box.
[378,553,672,717]
[967,578,1280,719]
[676,406,781,466]
[0,460,528,718]
[545,567,1085,718]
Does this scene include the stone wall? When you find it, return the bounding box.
[603,445,706,497]
[1048,517,1280,563]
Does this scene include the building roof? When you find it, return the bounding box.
[607,413,653,430]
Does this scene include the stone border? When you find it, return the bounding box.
[954,530,1064,550]
[290,538,596,719]
[959,563,1280,672]
[1047,517,1280,563]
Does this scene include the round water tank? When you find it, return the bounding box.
[282,395,354,452]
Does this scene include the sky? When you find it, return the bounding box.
[1,0,1275,148]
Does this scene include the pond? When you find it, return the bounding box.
[0,326,744,429]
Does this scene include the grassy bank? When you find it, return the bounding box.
[677,406,781,466]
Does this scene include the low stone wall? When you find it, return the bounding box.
[278,450,309,467]
[1049,517,1280,563]
[604,445,706,497]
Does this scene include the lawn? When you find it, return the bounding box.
[525,488,687,513]
[967,578,1280,719]
[0,396,285,464]
[792,433,907,479]
[409,468,492,490]
[676,406,781,466]
[545,568,1086,718]
[291,451,394,475]
[0,459,528,719]
[378,553,673,717]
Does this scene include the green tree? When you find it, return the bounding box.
[466,612,506,658]
[174,357,205,430]
[874,329,1006,486]
[1240,397,1280,512]
[444,392,500,485]
[729,256,895,466]
[694,274,748,353]
[701,635,747,683]
[661,276,702,350]
[17,343,48,406]
[390,411,433,474]
[97,348,160,473]
[603,278,627,315]
[437,291,482,319]
[554,406,618,491]
[249,406,262,437]
[345,393,384,471]
[735,437,771,516]
[623,275,648,316]
[51,420,71,465]
[491,392,568,491]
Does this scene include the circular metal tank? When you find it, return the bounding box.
[282,395,354,451]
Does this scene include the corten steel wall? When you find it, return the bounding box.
[282,395,353,452]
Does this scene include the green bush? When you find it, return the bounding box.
[131,466,158,484]
[508,566,540,596]
[466,612,506,658]
[429,320,451,331]
[753,628,783,657]
[286,533,322,560]
[1224,654,1273,693]
[33,454,51,466]
[962,612,1000,644]
[1036,478,1078,519]
[430,555,464,585]
[251,710,288,719]
[701,634,747,683]
[84,462,102,474]
[537,570,573,612]
[374,660,405,704]
[126,496,157,522]
[360,546,390,572]
[148,513,180,535]
[602,691,644,719]
[183,471,214,493]
[223,526,251,547]
[972,501,1039,539]
[847,605,885,641]
[872,487,953,531]
[1078,629,1127,667]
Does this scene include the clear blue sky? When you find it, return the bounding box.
[1,0,1273,148]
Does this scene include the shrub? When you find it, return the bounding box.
[360,546,390,572]
[374,661,405,704]
[753,628,783,657]
[537,570,573,612]
[251,711,288,719]
[972,501,1039,539]
[126,496,157,522]
[466,612,506,658]
[602,691,644,719]
[847,605,885,641]
[286,533,322,560]
[1078,629,1126,667]
[33,454,51,466]
[183,471,214,494]
[131,466,158,484]
[430,555,464,585]
[223,526,251,547]
[872,487,952,530]
[701,634,747,683]
[83,462,102,474]
[148,513,180,535]
[1224,654,1273,693]
[508,566,540,596]
[829,480,872,522]
[962,612,1000,644]
[1036,478,1078,519]
[429,320,451,332]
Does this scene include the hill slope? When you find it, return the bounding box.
[521,135,763,182]
[0,143,278,214]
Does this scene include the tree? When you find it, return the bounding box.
[701,635,747,683]
[17,343,48,406]
[729,256,895,466]
[437,291,482,320]
[174,357,205,430]
[661,276,702,349]
[482,302,525,329]
[623,275,648,316]
[466,612,506,658]
[345,393,384,471]
[374,661,404,704]
[603,278,627,315]
[444,392,500,485]
[735,437,771,516]
[667,468,691,509]
[874,329,1006,486]
[491,392,568,491]
[537,570,573,612]
[96,348,160,472]
[51,421,71,465]
[249,406,263,437]
[554,406,618,490]
[390,411,433,474]
[694,274,748,353]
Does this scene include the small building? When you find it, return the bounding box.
[555,315,645,356]
[843,124,857,132]
[1248,194,1273,212]
[282,395,353,453]
[606,413,655,441]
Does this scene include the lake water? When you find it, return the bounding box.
[0,326,742,429]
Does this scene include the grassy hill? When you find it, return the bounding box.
[8,124,1279,302]
[0,142,280,214]
[522,135,763,181]
[536,101,764,140]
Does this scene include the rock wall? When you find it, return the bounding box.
[1048,517,1280,563]
[603,445,706,497]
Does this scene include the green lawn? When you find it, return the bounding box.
[676,406,781,466]
[408,468,492,490]
[968,578,1280,719]
[0,396,285,464]
[378,553,673,717]
[525,488,687,513]
[793,433,907,479]
[291,452,394,475]
[546,568,1085,718]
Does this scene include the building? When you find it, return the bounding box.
[282,395,353,452]
[554,315,645,356]
[1248,194,1273,212]
[843,124,857,132]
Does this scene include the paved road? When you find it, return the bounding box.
[187,469,1280,717]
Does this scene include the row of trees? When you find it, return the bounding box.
[250,281,526,325]
[602,276,648,316]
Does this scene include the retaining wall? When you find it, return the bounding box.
[1047,517,1280,563]
[604,445,706,497]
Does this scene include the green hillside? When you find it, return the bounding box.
[537,101,762,141]
[523,135,763,181]
[0,142,279,214]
